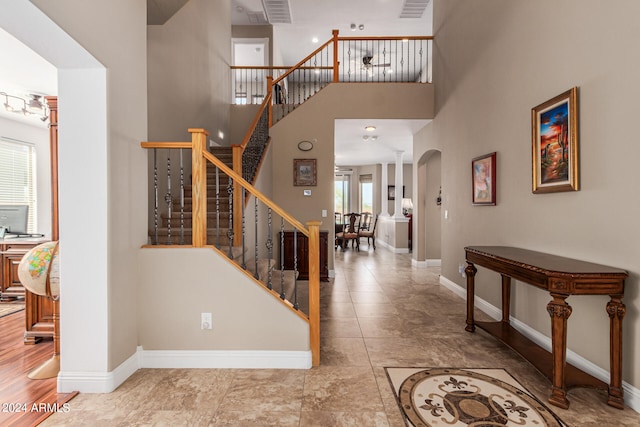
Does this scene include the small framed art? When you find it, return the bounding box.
[293,158,317,186]
[472,152,496,206]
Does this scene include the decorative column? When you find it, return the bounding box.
[380,162,389,216]
[393,151,404,219]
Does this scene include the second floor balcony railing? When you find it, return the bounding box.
[231,30,432,113]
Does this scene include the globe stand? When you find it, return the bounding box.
[28,299,60,380]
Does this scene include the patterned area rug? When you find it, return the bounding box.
[385,368,566,427]
[0,303,25,318]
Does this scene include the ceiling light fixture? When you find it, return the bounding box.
[359,24,365,31]
[365,125,376,131]
[1,91,49,122]
[350,23,356,31]
[312,36,319,43]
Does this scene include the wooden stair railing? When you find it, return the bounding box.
[141,128,321,366]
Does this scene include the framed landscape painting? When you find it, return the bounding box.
[531,87,579,193]
[293,158,317,186]
[472,152,496,206]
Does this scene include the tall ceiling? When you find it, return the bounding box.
[2,0,432,164]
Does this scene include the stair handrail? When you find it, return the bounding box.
[141,128,321,366]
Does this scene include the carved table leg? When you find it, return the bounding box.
[607,295,625,409]
[465,262,477,333]
[501,274,511,324]
[547,294,572,409]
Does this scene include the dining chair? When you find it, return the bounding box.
[336,212,361,251]
[359,213,379,249]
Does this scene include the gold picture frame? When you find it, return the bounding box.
[531,87,579,193]
[293,158,317,186]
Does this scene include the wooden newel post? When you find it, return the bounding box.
[189,128,209,247]
[307,220,321,366]
[267,75,274,127]
[332,29,339,83]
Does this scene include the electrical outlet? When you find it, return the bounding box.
[459,264,466,278]
[201,312,212,330]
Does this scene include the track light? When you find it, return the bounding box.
[1,91,49,122]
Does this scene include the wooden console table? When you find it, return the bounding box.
[464,246,627,410]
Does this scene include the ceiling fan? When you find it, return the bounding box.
[361,54,391,76]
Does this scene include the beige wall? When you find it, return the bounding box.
[147,0,231,142]
[432,0,640,389]
[270,83,434,271]
[138,248,309,351]
[29,0,148,371]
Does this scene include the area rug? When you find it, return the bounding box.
[0,303,25,318]
[385,367,567,427]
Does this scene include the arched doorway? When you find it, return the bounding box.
[415,149,441,266]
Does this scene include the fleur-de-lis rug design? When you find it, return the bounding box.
[385,368,567,427]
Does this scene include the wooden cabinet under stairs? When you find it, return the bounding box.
[280,231,329,281]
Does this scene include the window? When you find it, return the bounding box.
[359,174,373,213]
[0,137,37,233]
[334,173,350,216]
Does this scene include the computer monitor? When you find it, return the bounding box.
[0,205,29,236]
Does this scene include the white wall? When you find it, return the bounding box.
[431,0,640,393]
[3,0,149,391]
[0,117,51,237]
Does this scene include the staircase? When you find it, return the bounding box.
[153,146,298,294]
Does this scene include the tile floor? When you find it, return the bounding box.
[42,248,639,426]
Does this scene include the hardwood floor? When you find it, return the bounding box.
[0,308,77,427]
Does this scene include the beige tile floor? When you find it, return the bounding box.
[42,247,639,426]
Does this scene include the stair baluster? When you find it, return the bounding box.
[253,197,259,280]
[179,148,185,245]
[226,178,234,259]
[165,153,172,245]
[266,208,273,290]
[279,219,285,300]
[241,187,246,270]
[153,148,159,245]
[293,228,299,310]
[215,166,220,249]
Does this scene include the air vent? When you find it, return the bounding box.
[262,0,292,24]
[247,11,268,24]
[399,0,430,18]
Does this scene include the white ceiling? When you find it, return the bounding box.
[0,27,57,128]
[1,0,432,162]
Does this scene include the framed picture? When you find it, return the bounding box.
[293,158,317,186]
[388,185,404,201]
[472,152,496,206]
[531,87,579,193]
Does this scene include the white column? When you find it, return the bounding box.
[394,151,405,219]
[380,162,389,216]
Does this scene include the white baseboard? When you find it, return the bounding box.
[439,275,640,413]
[377,240,409,253]
[57,350,138,393]
[138,348,312,369]
[57,348,311,393]
[412,258,441,268]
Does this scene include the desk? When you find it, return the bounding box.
[464,246,627,409]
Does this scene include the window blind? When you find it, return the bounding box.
[0,137,37,233]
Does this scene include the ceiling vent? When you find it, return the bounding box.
[262,0,292,24]
[399,0,430,18]
[247,11,268,24]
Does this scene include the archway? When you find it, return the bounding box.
[415,149,441,266]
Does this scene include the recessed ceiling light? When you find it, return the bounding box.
[365,125,376,131]
[312,37,319,43]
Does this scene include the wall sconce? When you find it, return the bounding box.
[402,198,413,216]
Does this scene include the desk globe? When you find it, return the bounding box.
[17,241,60,379]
